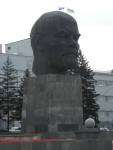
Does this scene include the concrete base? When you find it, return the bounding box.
[0,139,112,150]
[22,75,83,133]
[0,131,113,150]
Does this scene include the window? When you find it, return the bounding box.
[106,96,113,102]
[105,81,113,86]
[8,46,11,50]
[105,96,109,102]
[96,97,98,103]
[106,111,109,117]
[99,111,105,117]
[97,95,105,102]
[96,80,113,87]
[96,80,105,86]
[109,111,113,117]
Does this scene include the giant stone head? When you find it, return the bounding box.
[30,11,80,75]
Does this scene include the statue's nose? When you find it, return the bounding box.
[68,36,79,50]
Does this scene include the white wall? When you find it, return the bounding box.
[5,38,33,56]
[94,71,113,122]
[0,53,34,80]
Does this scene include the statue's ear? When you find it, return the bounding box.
[31,35,44,53]
[31,34,39,48]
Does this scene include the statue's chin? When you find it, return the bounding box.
[32,57,78,75]
[55,62,78,72]
[64,59,78,69]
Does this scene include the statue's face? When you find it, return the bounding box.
[34,14,80,72]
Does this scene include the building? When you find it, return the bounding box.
[0,53,34,81]
[0,52,34,130]
[94,71,113,130]
[5,38,32,56]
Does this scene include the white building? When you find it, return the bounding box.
[0,52,34,130]
[5,38,32,56]
[0,53,34,81]
[94,71,113,130]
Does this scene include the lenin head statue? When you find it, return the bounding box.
[30,11,80,75]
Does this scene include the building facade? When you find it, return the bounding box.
[94,71,113,130]
[0,53,34,82]
[5,38,32,56]
[0,53,34,130]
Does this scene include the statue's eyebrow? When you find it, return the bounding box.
[55,29,68,33]
[54,29,68,37]
[76,33,81,38]
[55,30,81,39]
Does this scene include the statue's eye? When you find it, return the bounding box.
[56,31,68,38]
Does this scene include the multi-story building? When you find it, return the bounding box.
[0,52,34,130]
[94,71,113,130]
[0,52,34,82]
[5,38,32,56]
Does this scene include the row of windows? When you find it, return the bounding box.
[99,111,113,117]
[95,80,113,86]
[96,96,113,102]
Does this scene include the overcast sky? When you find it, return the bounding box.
[0,0,113,71]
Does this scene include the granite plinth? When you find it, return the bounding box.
[22,74,83,133]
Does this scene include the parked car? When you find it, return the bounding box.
[100,127,109,131]
[9,127,21,133]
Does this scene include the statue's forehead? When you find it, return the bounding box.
[30,12,79,38]
[36,18,78,38]
[41,16,77,28]
[40,14,76,24]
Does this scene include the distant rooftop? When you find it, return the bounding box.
[5,38,30,45]
[93,70,113,75]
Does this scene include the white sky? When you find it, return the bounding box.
[0,0,113,71]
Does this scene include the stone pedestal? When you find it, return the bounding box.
[0,131,113,150]
[1,74,113,150]
[22,74,83,133]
